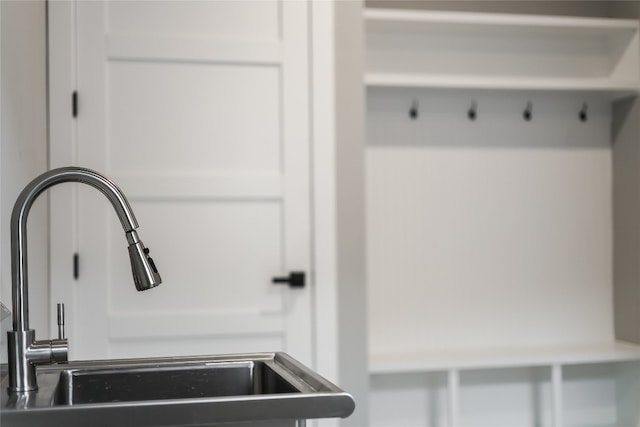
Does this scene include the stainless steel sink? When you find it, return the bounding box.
[1,352,355,427]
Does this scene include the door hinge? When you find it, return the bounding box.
[72,91,78,118]
[73,253,79,280]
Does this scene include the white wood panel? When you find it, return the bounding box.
[107,35,281,65]
[368,150,612,351]
[109,173,283,200]
[107,61,280,174]
[107,201,284,315]
[106,0,279,40]
[368,30,611,78]
[108,313,284,339]
[367,91,614,356]
[108,335,283,360]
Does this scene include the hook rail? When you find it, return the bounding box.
[401,98,592,123]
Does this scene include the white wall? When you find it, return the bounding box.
[0,0,49,360]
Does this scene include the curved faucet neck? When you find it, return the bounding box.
[10,167,139,332]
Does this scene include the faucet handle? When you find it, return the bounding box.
[57,303,65,340]
[51,302,69,364]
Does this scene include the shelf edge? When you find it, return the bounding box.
[370,341,640,374]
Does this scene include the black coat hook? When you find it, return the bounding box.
[579,102,588,122]
[468,101,477,121]
[523,101,532,121]
[409,99,419,120]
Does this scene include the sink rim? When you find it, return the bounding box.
[0,352,356,426]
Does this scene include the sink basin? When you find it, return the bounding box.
[1,352,355,427]
[54,359,298,405]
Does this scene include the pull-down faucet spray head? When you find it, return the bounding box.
[127,230,161,291]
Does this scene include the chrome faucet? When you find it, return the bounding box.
[7,167,161,392]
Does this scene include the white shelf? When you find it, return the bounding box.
[365,9,640,99]
[370,341,640,374]
[365,73,640,98]
[365,8,640,33]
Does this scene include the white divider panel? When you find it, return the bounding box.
[370,372,449,427]
[552,364,563,427]
[447,370,460,427]
[367,89,613,356]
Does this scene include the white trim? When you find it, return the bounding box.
[107,35,282,65]
[370,341,640,374]
[552,364,563,427]
[365,8,640,32]
[447,369,460,427]
[108,312,284,339]
[280,0,313,367]
[365,73,640,99]
[47,0,78,341]
[107,173,283,200]
[310,0,338,383]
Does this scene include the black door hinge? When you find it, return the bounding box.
[72,91,78,118]
[73,253,79,280]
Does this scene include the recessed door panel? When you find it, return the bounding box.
[108,62,281,174]
[107,0,280,40]
[107,201,284,315]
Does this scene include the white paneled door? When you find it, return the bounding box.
[49,1,312,365]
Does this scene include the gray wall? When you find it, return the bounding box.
[0,0,49,358]
[611,1,640,345]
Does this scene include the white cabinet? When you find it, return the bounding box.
[370,344,640,426]
[365,8,640,427]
